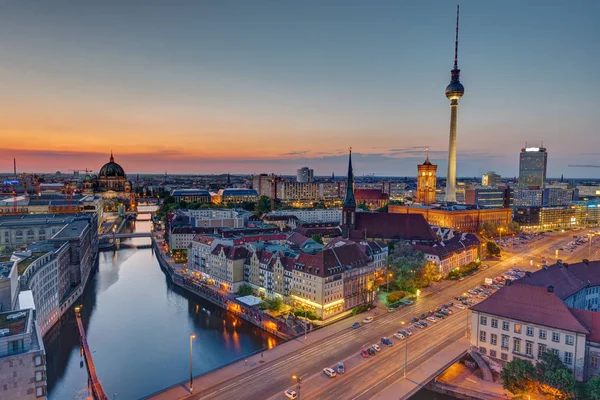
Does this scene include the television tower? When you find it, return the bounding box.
[444,5,464,203]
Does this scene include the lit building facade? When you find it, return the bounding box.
[415,155,437,205]
[481,171,501,187]
[214,189,259,205]
[296,167,314,183]
[171,189,211,204]
[465,187,510,209]
[518,146,548,188]
[514,206,576,232]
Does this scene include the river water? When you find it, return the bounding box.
[45,209,277,400]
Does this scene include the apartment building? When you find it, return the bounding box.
[267,209,342,223]
[413,232,481,276]
[470,260,600,381]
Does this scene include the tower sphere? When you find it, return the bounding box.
[445,79,464,100]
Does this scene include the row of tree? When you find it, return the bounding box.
[501,351,600,399]
[388,242,438,293]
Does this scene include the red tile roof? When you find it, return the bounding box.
[354,189,389,200]
[412,233,480,259]
[470,284,590,334]
[350,212,437,242]
[569,308,600,342]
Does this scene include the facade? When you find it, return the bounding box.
[97,152,127,192]
[187,208,247,228]
[0,309,47,399]
[481,171,501,187]
[573,200,600,226]
[514,206,576,232]
[512,187,578,208]
[518,146,548,188]
[215,189,259,205]
[413,232,481,276]
[0,261,18,312]
[208,245,248,293]
[470,260,600,381]
[296,167,314,183]
[171,189,211,204]
[354,189,389,210]
[465,187,510,209]
[416,156,438,205]
[389,204,512,234]
[267,209,341,223]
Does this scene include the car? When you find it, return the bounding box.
[361,348,369,358]
[372,344,381,352]
[455,303,466,310]
[420,321,429,327]
[426,317,437,323]
[381,337,393,346]
[411,317,419,323]
[419,313,426,320]
[402,328,412,336]
[352,322,361,329]
[414,322,424,329]
[387,308,395,313]
[363,317,374,324]
[323,367,337,378]
[337,362,345,374]
[284,389,298,399]
[434,313,445,319]
[426,311,433,317]
[458,277,465,281]
[446,302,454,307]
[441,309,452,315]
[435,307,443,313]
[394,332,405,340]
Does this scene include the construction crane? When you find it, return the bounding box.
[568,165,600,168]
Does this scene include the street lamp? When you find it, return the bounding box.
[292,375,302,399]
[498,227,505,241]
[401,321,408,378]
[189,334,196,393]
[386,272,393,293]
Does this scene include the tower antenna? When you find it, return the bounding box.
[454,5,460,69]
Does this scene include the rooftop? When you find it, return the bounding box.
[0,262,14,279]
[52,219,89,240]
[0,309,30,339]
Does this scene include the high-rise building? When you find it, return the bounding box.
[296,167,314,183]
[416,154,437,205]
[518,146,547,188]
[444,5,465,203]
[481,171,501,187]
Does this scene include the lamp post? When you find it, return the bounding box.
[402,321,409,378]
[292,375,302,400]
[189,334,196,393]
[498,227,504,241]
[589,233,593,260]
[386,271,393,293]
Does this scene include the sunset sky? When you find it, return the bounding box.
[0,1,598,177]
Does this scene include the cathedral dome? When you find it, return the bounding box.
[99,152,126,178]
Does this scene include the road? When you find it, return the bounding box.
[191,230,599,400]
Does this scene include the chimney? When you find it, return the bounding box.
[526,271,532,277]
[547,285,554,293]
[543,266,549,271]
[584,259,590,265]
[564,263,569,269]
[506,279,512,286]
[557,259,563,266]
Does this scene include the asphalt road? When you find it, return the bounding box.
[193,230,599,400]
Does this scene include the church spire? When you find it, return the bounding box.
[110,150,114,162]
[343,148,356,208]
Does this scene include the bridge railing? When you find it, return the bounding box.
[75,310,109,400]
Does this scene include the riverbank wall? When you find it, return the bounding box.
[152,240,291,340]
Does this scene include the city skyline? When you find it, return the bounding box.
[1,1,599,177]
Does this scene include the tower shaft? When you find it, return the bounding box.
[445,100,458,202]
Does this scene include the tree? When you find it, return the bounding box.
[357,203,370,211]
[388,241,429,292]
[236,284,254,296]
[311,234,323,245]
[500,358,537,396]
[541,369,576,399]
[487,241,501,257]
[586,377,600,400]
[537,351,567,377]
[163,195,176,204]
[259,297,282,312]
[376,205,388,213]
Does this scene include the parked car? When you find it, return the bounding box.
[367,347,376,356]
[401,329,412,336]
[361,348,369,358]
[419,313,426,320]
[446,302,454,307]
[455,303,466,310]
[387,308,395,313]
[458,277,465,281]
[394,332,405,340]
[434,313,446,319]
[337,362,345,374]
[441,309,452,315]
[323,367,337,378]
[414,322,424,329]
[284,389,298,399]
[372,344,382,352]
[381,337,393,346]
[411,317,419,323]
[363,317,374,324]
[426,317,437,323]
[420,321,429,327]
[352,322,361,329]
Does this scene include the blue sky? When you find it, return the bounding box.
[0,1,598,178]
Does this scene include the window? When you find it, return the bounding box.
[34,355,43,366]
[491,319,498,328]
[552,332,560,343]
[502,321,509,331]
[35,370,45,382]
[501,335,509,350]
[501,353,508,361]
[491,334,497,345]
[566,335,574,345]
[539,329,547,340]
[479,347,487,355]
[480,316,487,326]
[8,339,24,355]
[513,338,521,353]
[552,348,560,357]
[36,387,46,398]
[526,326,534,337]
[526,341,533,356]
[514,324,522,334]
[564,351,573,365]
[490,350,497,358]
[592,353,600,369]
[480,331,487,342]
[538,344,547,358]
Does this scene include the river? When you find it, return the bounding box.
[45,208,277,400]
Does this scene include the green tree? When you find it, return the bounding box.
[236,284,254,296]
[178,200,188,209]
[487,241,501,257]
[542,369,576,399]
[357,203,370,211]
[500,358,537,396]
[163,195,176,204]
[586,377,600,400]
[376,205,388,213]
[537,351,567,377]
[311,234,323,244]
[478,221,498,238]
[259,297,282,312]
[388,241,428,292]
